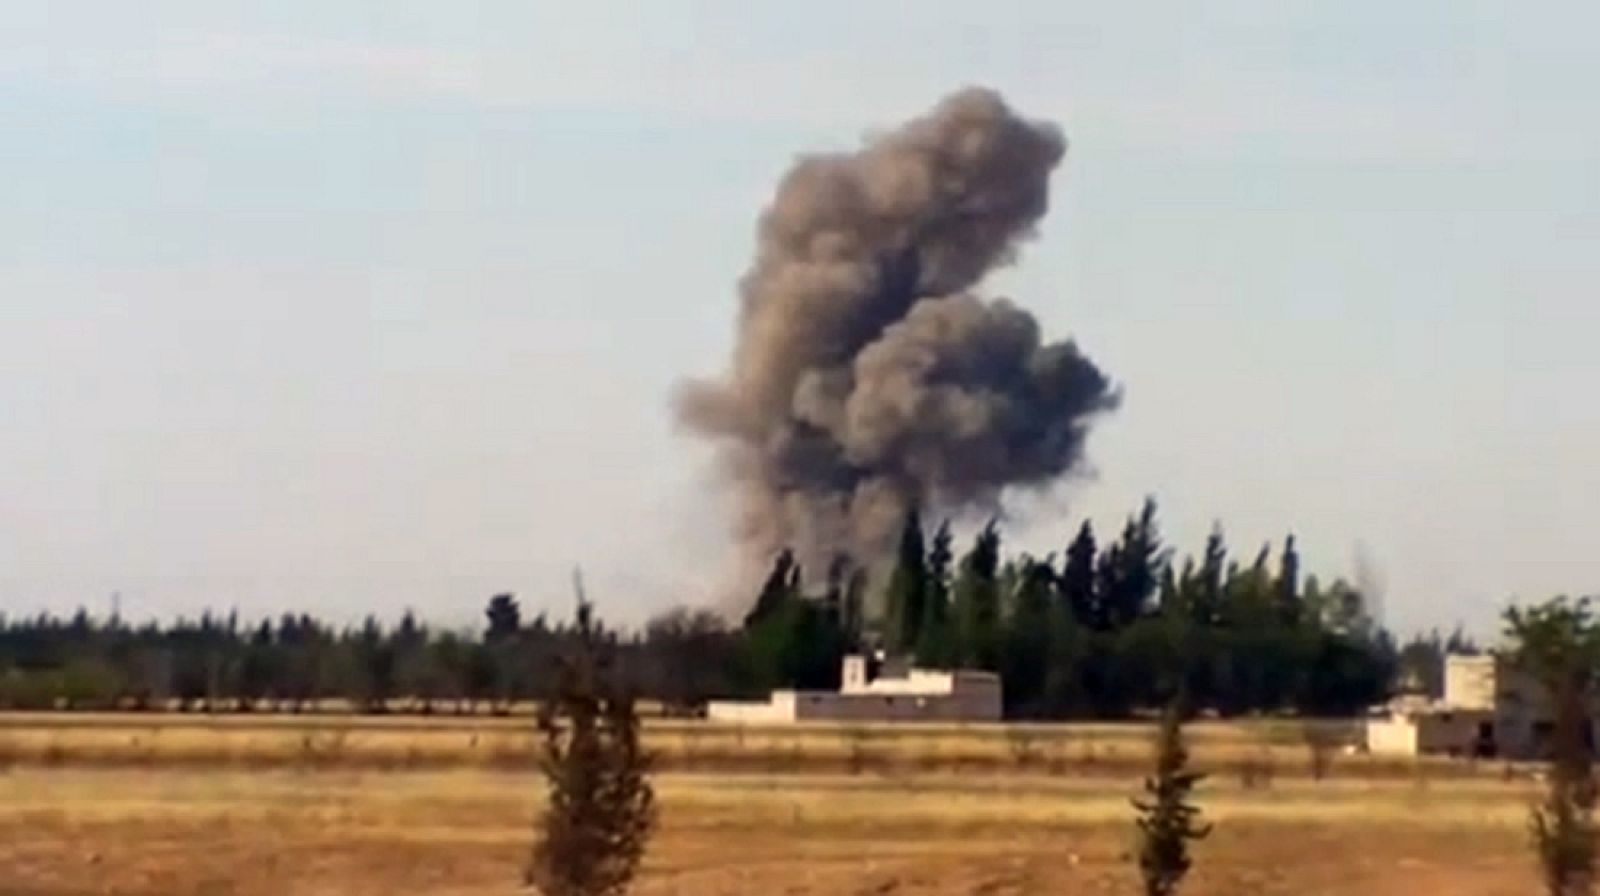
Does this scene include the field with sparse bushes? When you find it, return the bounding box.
[0,713,1552,895]
[0,712,1441,779]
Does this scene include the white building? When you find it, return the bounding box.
[706,654,1002,724]
[1366,653,1595,760]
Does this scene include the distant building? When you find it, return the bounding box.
[705,653,1002,724]
[1366,653,1596,759]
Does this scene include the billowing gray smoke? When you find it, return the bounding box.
[677,87,1118,588]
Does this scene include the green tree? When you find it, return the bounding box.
[736,552,850,691]
[1132,694,1212,896]
[841,566,868,649]
[915,521,956,665]
[745,549,800,629]
[1112,498,1166,627]
[483,593,524,714]
[1194,527,1227,627]
[883,507,928,655]
[742,595,849,692]
[429,631,472,714]
[1001,556,1059,716]
[643,607,738,712]
[526,599,656,896]
[1275,534,1301,625]
[237,620,278,712]
[822,554,849,627]
[1089,500,1166,635]
[354,616,396,714]
[1039,601,1091,716]
[485,593,522,642]
[951,523,1002,670]
[57,656,119,710]
[1216,554,1278,710]
[1505,596,1600,896]
[1061,521,1099,628]
[391,610,431,712]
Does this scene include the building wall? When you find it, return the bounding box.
[845,669,956,696]
[1445,653,1592,759]
[1364,716,1419,756]
[706,679,1002,725]
[792,684,1001,722]
[1447,653,1564,718]
[1444,655,1497,710]
[1365,710,1495,756]
[705,691,798,724]
[1415,711,1494,754]
[841,655,869,692]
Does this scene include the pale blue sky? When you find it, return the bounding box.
[1,1,1595,635]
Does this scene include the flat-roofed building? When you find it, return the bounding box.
[706,653,1001,724]
[1366,653,1596,759]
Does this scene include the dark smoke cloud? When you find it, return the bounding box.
[677,87,1119,587]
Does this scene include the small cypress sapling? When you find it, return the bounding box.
[1132,696,1212,896]
[525,596,656,896]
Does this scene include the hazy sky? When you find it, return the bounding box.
[2,1,1595,635]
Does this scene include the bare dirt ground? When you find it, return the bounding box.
[0,766,1541,896]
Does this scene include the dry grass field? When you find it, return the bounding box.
[0,714,1551,895]
[0,712,1424,776]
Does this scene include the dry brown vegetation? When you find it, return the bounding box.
[0,714,1551,895]
[0,713,1423,776]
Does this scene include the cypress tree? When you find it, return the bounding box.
[1276,535,1301,625]
[883,507,928,655]
[1195,527,1227,627]
[1061,520,1099,628]
[745,549,799,629]
[526,598,656,896]
[822,553,848,618]
[842,567,868,649]
[1111,498,1165,628]
[1133,694,1212,896]
[951,523,1002,670]
[484,594,522,642]
[915,521,956,665]
[1001,556,1058,715]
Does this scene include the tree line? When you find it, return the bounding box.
[0,500,1402,719]
[743,499,1397,717]
[0,589,752,715]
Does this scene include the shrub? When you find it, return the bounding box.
[1301,721,1342,781]
[1005,726,1043,769]
[525,600,656,896]
[1132,699,1212,896]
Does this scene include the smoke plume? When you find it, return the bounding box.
[677,87,1119,588]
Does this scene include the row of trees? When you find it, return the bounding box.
[0,593,747,715]
[1,501,1398,719]
[743,500,1397,717]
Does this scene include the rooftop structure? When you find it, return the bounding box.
[706,653,1002,725]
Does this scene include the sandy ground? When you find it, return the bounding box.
[0,766,1545,895]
